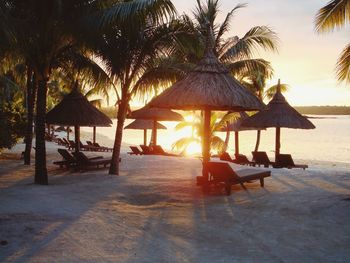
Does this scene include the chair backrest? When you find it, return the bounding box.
[57,149,76,163]
[93,142,101,147]
[219,152,233,162]
[153,145,166,154]
[130,146,141,154]
[276,154,294,166]
[207,162,239,181]
[86,141,93,146]
[140,145,151,154]
[252,151,271,164]
[235,154,250,163]
[73,152,90,164]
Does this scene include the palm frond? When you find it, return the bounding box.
[315,0,350,33]
[226,58,273,79]
[336,43,350,83]
[172,136,199,151]
[211,135,226,152]
[264,83,289,100]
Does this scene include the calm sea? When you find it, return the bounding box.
[81,115,350,166]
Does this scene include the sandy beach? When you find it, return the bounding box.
[0,141,349,263]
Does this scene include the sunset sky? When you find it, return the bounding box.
[173,0,350,106]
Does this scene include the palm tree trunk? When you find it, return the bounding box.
[34,73,48,185]
[223,122,230,152]
[109,97,128,175]
[254,130,261,152]
[24,68,36,165]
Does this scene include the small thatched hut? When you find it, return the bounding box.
[124,119,166,146]
[46,89,112,152]
[128,107,183,146]
[242,80,315,159]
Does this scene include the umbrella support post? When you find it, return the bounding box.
[235,131,239,156]
[75,125,80,153]
[152,120,157,146]
[201,109,211,185]
[67,126,70,140]
[275,127,280,160]
[143,129,147,146]
[93,126,96,144]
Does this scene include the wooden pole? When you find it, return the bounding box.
[67,126,70,140]
[152,120,157,146]
[275,127,280,160]
[202,109,211,182]
[93,126,96,144]
[74,125,80,153]
[234,131,239,156]
[143,129,147,146]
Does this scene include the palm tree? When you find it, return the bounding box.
[1,0,174,183]
[315,0,350,84]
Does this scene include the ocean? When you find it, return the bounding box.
[81,115,350,166]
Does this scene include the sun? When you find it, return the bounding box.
[185,142,202,156]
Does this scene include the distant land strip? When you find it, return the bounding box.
[100,106,350,119]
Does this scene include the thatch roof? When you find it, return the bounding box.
[128,106,184,121]
[242,86,315,129]
[149,50,264,111]
[217,112,264,132]
[46,89,112,127]
[124,120,166,130]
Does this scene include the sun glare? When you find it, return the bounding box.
[185,142,202,156]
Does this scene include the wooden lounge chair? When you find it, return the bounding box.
[234,154,255,166]
[53,149,103,168]
[139,145,153,155]
[207,161,271,195]
[73,152,112,170]
[219,152,234,162]
[275,154,308,170]
[128,146,143,155]
[153,145,179,156]
[93,142,113,152]
[252,151,275,168]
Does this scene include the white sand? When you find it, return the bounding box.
[0,141,349,263]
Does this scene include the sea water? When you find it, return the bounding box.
[81,115,350,166]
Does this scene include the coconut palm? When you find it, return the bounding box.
[315,0,350,84]
[0,0,175,184]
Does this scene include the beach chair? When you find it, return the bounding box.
[93,142,113,152]
[139,145,153,154]
[207,161,271,195]
[53,149,103,168]
[219,152,234,162]
[73,152,112,170]
[275,154,308,170]
[153,145,179,156]
[252,151,275,168]
[234,154,255,166]
[128,146,143,155]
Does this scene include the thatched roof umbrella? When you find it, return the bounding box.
[46,89,112,152]
[124,119,166,146]
[217,112,264,156]
[128,107,184,146]
[149,32,264,182]
[241,80,315,160]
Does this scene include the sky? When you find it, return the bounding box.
[172,0,350,106]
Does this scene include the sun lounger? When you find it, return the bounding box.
[219,152,234,162]
[206,161,271,195]
[275,154,308,170]
[128,146,143,155]
[139,145,153,154]
[219,152,254,166]
[93,142,113,152]
[252,151,275,168]
[153,145,179,156]
[53,149,103,168]
[73,152,112,169]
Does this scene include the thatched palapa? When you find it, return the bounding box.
[124,119,166,146]
[46,89,112,152]
[242,80,315,159]
[128,106,183,146]
[149,29,265,183]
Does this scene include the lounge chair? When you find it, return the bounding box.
[219,152,234,162]
[206,161,271,195]
[53,149,103,168]
[234,154,255,166]
[252,151,275,168]
[139,145,153,154]
[93,142,113,152]
[128,146,143,155]
[153,145,179,156]
[275,154,308,170]
[73,152,112,170]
